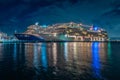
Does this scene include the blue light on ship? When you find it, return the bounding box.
[93,27,98,31]
[41,43,48,71]
[42,25,47,28]
[93,25,98,31]
[92,42,101,78]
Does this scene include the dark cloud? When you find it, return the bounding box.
[93,1,120,37]
[0,0,120,37]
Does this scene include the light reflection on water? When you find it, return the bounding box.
[41,43,48,71]
[92,42,101,79]
[0,42,119,80]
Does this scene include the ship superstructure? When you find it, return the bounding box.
[15,22,108,41]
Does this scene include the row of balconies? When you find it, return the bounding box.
[67,35,107,41]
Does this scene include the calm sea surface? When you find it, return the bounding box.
[0,42,120,80]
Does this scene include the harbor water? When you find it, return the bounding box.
[0,42,120,80]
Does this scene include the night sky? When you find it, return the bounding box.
[0,0,120,37]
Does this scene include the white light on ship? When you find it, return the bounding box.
[35,22,39,25]
[65,34,67,37]
[98,30,101,32]
[79,23,82,26]
[53,33,57,37]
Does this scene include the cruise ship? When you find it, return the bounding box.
[15,22,108,41]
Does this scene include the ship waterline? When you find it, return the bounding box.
[15,22,108,41]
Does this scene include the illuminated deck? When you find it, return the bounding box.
[15,22,108,42]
